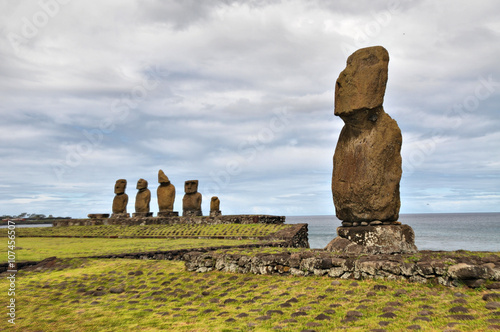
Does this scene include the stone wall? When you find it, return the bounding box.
[183,250,500,289]
[52,215,285,227]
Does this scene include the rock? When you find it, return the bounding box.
[487,283,500,290]
[157,170,176,212]
[486,302,500,310]
[483,293,500,302]
[325,225,417,254]
[183,180,202,216]
[109,287,125,294]
[332,46,402,223]
[379,312,397,319]
[314,313,331,320]
[210,196,221,217]
[447,263,493,280]
[112,179,128,214]
[449,306,469,313]
[135,178,151,213]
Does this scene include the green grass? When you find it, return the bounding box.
[1,224,288,238]
[3,258,498,331]
[4,237,262,263]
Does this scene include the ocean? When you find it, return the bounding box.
[286,213,500,251]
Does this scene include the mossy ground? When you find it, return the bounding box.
[2,258,499,331]
[2,225,499,331]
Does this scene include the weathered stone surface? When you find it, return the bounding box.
[88,214,109,219]
[447,263,493,280]
[183,180,202,216]
[210,196,221,217]
[157,170,176,212]
[325,225,417,254]
[132,212,153,217]
[157,211,179,217]
[135,178,151,213]
[53,214,285,226]
[112,179,128,214]
[332,46,402,222]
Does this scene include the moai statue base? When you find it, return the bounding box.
[157,211,179,217]
[110,213,130,219]
[88,214,110,219]
[132,212,153,217]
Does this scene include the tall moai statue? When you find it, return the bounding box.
[112,179,129,217]
[134,178,152,217]
[182,180,202,216]
[326,46,417,254]
[210,196,221,217]
[331,46,402,226]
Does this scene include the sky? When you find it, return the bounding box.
[0,0,499,218]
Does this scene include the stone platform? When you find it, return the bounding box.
[325,224,417,255]
[53,214,285,227]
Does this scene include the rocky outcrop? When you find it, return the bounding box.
[332,46,402,223]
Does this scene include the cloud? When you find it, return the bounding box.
[0,0,498,217]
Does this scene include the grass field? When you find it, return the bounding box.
[3,237,262,263]
[0,224,288,238]
[1,225,499,331]
[2,258,499,331]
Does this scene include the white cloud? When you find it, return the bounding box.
[0,0,498,217]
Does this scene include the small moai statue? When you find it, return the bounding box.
[182,180,202,216]
[133,178,152,217]
[210,196,221,217]
[157,170,178,216]
[112,179,129,217]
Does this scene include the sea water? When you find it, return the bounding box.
[286,213,500,251]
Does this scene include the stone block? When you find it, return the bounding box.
[325,224,417,254]
[87,214,110,219]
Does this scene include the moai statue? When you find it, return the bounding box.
[134,178,152,217]
[157,170,177,216]
[331,46,402,226]
[210,196,221,217]
[182,180,202,216]
[325,46,417,255]
[112,179,129,217]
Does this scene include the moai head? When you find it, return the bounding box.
[158,169,170,184]
[334,46,389,119]
[114,179,127,195]
[184,180,199,194]
[136,178,148,190]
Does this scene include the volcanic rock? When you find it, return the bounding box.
[332,46,402,223]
